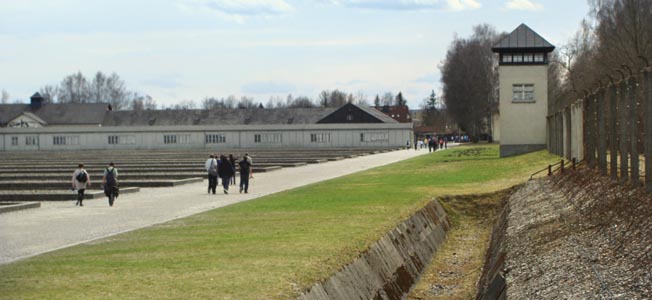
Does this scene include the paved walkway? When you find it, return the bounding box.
[0,148,441,265]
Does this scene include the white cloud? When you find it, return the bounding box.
[505,0,543,11]
[327,0,481,11]
[178,0,293,21]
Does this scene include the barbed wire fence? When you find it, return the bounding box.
[547,57,652,192]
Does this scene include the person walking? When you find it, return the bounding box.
[245,153,254,179]
[218,155,234,194]
[205,154,218,194]
[229,154,237,185]
[238,155,252,193]
[72,163,91,206]
[102,162,119,207]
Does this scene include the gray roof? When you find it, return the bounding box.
[352,103,399,123]
[35,103,109,125]
[101,107,339,126]
[0,103,108,126]
[492,23,555,52]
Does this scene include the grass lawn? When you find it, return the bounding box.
[0,145,559,300]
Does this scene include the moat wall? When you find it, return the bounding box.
[297,200,451,300]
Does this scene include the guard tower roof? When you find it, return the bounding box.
[492,23,555,53]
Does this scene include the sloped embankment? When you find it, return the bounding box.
[297,200,451,300]
[477,171,652,299]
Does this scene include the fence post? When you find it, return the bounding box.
[629,77,640,187]
[644,69,652,192]
[619,80,629,183]
[548,164,552,176]
[565,107,572,159]
[572,157,577,170]
[561,159,565,174]
[585,93,595,168]
[609,83,618,181]
[597,88,607,175]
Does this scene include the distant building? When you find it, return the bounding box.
[374,105,411,123]
[0,93,108,128]
[492,24,555,157]
[0,100,411,151]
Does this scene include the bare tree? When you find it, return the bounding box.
[90,71,108,103]
[440,24,502,140]
[395,91,407,107]
[237,96,258,109]
[1,89,10,104]
[58,71,90,103]
[39,85,58,103]
[130,93,156,110]
[381,92,394,106]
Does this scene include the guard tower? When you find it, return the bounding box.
[492,24,555,157]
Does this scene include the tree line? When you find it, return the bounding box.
[550,0,652,112]
[2,71,412,110]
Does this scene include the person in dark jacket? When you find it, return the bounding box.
[218,155,234,194]
[102,162,118,206]
[238,155,252,193]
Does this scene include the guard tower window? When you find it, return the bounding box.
[512,84,535,103]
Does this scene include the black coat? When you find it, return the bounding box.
[218,159,234,177]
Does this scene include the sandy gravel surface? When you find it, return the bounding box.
[0,148,434,265]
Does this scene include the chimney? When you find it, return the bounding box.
[30,92,44,110]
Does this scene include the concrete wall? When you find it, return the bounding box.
[570,100,584,161]
[0,123,413,152]
[499,65,548,157]
[492,113,501,143]
[297,200,450,300]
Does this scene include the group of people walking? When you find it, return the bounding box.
[413,137,448,152]
[71,162,119,207]
[205,153,253,195]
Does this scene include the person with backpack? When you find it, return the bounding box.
[72,163,91,206]
[217,155,234,194]
[238,155,252,193]
[102,162,119,206]
[205,154,218,194]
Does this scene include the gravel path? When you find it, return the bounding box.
[0,148,435,265]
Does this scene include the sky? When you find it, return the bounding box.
[0,0,590,109]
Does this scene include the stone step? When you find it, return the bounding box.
[0,187,141,201]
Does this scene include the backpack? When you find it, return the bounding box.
[209,159,219,176]
[105,168,116,186]
[76,171,88,183]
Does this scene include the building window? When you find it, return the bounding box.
[108,135,135,145]
[205,134,226,144]
[346,114,354,121]
[513,84,535,103]
[534,53,545,62]
[178,135,190,144]
[254,133,282,144]
[310,133,331,143]
[25,136,38,146]
[512,53,523,63]
[11,136,18,146]
[360,132,389,142]
[164,135,177,144]
[53,136,79,145]
[502,54,513,63]
[523,53,534,63]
